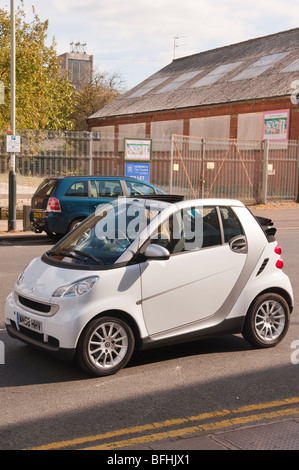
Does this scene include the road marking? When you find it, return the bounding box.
[26,396,299,451]
[82,407,299,450]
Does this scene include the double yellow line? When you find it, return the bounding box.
[27,397,299,450]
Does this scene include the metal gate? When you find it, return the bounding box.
[171,134,299,204]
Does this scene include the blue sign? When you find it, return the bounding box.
[125,162,150,183]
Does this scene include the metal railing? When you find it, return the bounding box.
[0,130,298,204]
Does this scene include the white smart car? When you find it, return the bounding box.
[5,197,293,376]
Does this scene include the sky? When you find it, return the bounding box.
[4,0,299,91]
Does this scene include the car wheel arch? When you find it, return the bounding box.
[242,288,291,349]
[76,309,142,351]
[67,217,86,232]
[246,287,293,316]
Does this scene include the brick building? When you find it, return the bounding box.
[87,28,299,143]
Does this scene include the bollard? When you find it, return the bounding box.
[23,205,31,231]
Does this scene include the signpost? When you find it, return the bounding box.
[0,81,4,104]
[9,0,16,231]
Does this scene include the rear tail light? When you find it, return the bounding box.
[274,244,283,269]
[276,259,284,269]
[46,197,61,212]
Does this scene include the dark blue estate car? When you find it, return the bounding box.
[30,176,165,237]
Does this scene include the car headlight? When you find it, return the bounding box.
[52,276,99,298]
[16,264,29,286]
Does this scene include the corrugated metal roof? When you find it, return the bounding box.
[88,28,299,121]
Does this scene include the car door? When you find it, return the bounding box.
[62,179,90,220]
[140,205,248,336]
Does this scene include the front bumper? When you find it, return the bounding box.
[6,322,75,361]
[4,291,79,361]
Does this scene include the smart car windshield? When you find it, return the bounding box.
[46,200,161,267]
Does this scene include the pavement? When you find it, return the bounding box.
[0,203,299,450]
[128,413,299,450]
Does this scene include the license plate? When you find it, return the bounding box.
[16,312,42,333]
[33,212,42,218]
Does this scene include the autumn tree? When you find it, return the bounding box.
[70,68,126,130]
[0,3,74,130]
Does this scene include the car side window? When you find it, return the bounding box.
[201,207,222,247]
[150,213,185,254]
[150,206,222,254]
[127,181,156,196]
[219,207,244,242]
[93,180,123,197]
[65,181,88,197]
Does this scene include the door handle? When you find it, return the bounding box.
[229,235,247,254]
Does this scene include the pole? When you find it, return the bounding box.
[261,139,269,204]
[8,0,16,231]
[170,135,174,193]
[88,132,93,175]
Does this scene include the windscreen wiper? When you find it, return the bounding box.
[46,250,77,259]
[46,249,103,265]
[73,249,104,265]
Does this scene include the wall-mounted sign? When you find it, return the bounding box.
[125,162,150,183]
[263,109,289,141]
[124,138,152,161]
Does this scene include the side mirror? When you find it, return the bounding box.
[144,244,170,260]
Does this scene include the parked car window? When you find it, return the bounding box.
[65,181,88,197]
[219,206,244,242]
[34,179,57,197]
[126,181,156,196]
[151,206,222,254]
[90,180,98,197]
[92,180,123,197]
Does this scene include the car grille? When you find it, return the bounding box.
[15,293,59,316]
[18,295,51,313]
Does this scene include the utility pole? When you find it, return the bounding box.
[8,0,16,231]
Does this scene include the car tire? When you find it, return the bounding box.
[77,316,135,376]
[68,218,85,233]
[242,293,290,348]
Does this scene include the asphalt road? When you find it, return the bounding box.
[0,221,298,451]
